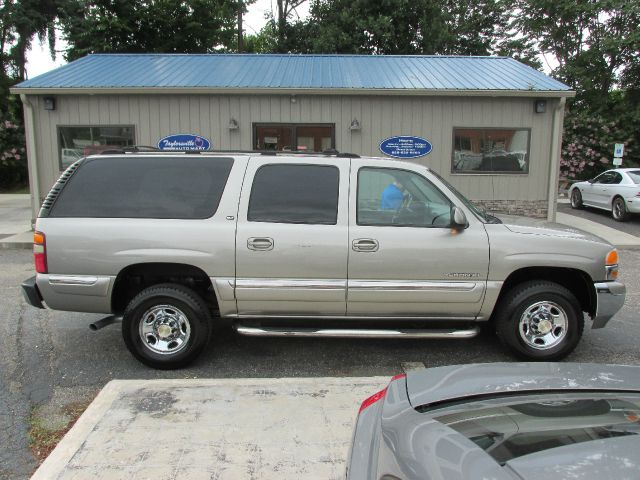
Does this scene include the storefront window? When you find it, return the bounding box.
[254,124,334,152]
[452,128,530,174]
[58,126,135,169]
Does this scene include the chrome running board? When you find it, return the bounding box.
[234,325,480,339]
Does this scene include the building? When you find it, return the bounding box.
[11,54,574,220]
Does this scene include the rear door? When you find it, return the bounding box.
[235,156,349,316]
[347,160,490,318]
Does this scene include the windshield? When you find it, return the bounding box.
[428,169,501,223]
[626,170,640,184]
[433,392,640,465]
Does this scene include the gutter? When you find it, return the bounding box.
[20,94,40,225]
[547,97,567,222]
[10,86,577,98]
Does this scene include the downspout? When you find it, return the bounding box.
[20,94,40,226]
[547,97,567,222]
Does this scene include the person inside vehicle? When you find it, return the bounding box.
[380,176,405,210]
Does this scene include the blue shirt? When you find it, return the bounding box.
[380,184,404,210]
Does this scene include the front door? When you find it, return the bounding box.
[235,157,349,316]
[347,161,490,318]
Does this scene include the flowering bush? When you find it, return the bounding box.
[560,109,636,181]
[0,117,28,190]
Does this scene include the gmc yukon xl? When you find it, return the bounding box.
[21,152,626,368]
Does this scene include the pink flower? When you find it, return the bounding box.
[14,154,20,160]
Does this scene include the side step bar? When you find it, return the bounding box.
[235,325,480,339]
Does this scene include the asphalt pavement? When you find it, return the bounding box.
[1,248,640,479]
[558,201,640,237]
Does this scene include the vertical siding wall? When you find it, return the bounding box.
[28,93,556,205]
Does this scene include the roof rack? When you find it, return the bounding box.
[98,148,360,158]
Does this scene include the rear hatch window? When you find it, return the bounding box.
[432,392,640,465]
[48,156,234,219]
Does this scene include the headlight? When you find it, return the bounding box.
[606,249,619,280]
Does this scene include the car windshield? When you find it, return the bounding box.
[432,392,640,465]
[626,170,640,184]
[428,169,502,224]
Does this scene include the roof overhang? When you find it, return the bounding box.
[10,86,576,98]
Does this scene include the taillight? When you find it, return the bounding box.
[33,231,47,274]
[358,373,406,414]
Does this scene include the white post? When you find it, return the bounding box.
[547,97,567,222]
[20,94,40,226]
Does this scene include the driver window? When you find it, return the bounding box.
[357,167,452,227]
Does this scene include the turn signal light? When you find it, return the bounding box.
[606,249,618,266]
[33,231,47,274]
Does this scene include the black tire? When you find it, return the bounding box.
[612,196,630,222]
[122,283,211,369]
[495,281,583,361]
[570,188,583,209]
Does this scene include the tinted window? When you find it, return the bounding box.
[248,164,339,224]
[595,172,620,184]
[50,156,233,219]
[357,168,452,227]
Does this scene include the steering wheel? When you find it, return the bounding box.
[431,211,449,226]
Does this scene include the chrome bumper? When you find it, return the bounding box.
[592,281,626,329]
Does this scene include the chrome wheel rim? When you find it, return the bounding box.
[519,301,568,350]
[139,305,191,355]
[613,199,624,219]
[571,190,580,207]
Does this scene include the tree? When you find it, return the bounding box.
[293,0,539,61]
[61,0,244,61]
[512,0,640,179]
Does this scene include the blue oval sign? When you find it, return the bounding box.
[158,134,211,151]
[379,136,432,159]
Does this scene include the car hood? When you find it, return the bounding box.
[505,436,640,480]
[496,214,609,244]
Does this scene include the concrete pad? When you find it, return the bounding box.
[0,230,32,249]
[0,193,31,235]
[32,377,390,480]
[556,212,640,248]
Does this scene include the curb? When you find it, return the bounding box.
[0,241,32,250]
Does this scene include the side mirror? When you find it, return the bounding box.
[588,178,596,184]
[451,206,468,231]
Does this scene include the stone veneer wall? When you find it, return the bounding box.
[473,200,548,219]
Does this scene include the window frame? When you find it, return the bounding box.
[451,127,531,175]
[252,123,336,152]
[356,166,453,229]
[247,163,340,225]
[57,124,136,171]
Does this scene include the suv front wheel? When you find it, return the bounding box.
[122,283,211,369]
[495,281,584,360]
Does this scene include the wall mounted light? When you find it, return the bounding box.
[290,95,297,104]
[534,99,546,113]
[43,97,56,111]
[228,118,239,130]
[350,118,361,131]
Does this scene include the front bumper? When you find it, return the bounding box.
[22,275,44,309]
[592,281,626,328]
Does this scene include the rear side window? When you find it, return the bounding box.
[49,156,234,219]
[248,164,339,224]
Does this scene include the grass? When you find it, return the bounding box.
[28,399,93,464]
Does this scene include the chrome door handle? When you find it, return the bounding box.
[247,237,274,251]
[352,238,379,252]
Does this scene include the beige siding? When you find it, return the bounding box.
[27,93,557,206]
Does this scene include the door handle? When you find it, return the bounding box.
[247,237,274,251]
[352,238,379,252]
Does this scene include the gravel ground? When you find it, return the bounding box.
[1,248,639,479]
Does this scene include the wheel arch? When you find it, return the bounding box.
[111,262,219,316]
[494,266,596,319]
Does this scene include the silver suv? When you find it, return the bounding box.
[21,152,626,368]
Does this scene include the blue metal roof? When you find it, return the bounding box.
[13,54,572,94]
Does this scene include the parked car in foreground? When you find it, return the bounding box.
[569,168,640,221]
[347,362,640,480]
[21,151,626,368]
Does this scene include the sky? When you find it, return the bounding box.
[25,0,311,78]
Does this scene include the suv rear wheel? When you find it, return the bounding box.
[495,281,583,360]
[122,283,211,369]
